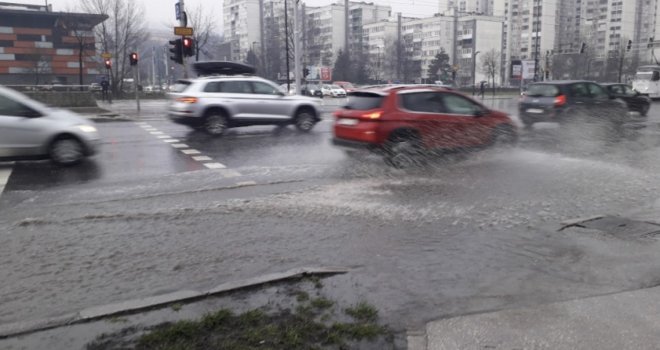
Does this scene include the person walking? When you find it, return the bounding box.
[479,80,486,99]
[100,78,111,103]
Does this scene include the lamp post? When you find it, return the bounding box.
[472,50,480,95]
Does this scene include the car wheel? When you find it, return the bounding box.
[50,137,85,165]
[640,104,650,117]
[384,135,424,169]
[295,109,316,132]
[204,111,228,136]
[491,125,518,147]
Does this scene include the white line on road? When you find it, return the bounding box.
[181,149,201,155]
[171,143,189,148]
[156,135,171,139]
[163,139,180,143]
[192,156,213,161]
[204,163,227,169]
[150,131,164,135]
[218,169,242,177]
[0,166,12,197]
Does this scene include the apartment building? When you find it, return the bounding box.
[401,14,456,82]
[362,20,398,81]
[0,2,107,85]
[223,0,261,62]
[455,15,504,86]
[440,0,505,15]
[503,0,559,84]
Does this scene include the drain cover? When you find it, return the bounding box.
[560,215,660,240]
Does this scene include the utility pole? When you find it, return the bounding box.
[293,0,302,94]
[533,0,539,82]
[345,0,349,56]
[284,0,291,92]
[151,46,156,88]
[472,50,480,95]
[397,12,402,81]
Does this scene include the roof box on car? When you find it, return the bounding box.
[192,61,256,77]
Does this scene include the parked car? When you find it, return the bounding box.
[89,83,102,92]
[301,84,323,97]
[519,80,628,129]
[333,81,356,92]
[602,83,651,116]
[332,86,517,168]
[0,85,101,165]
[279,83,297,95]
[322,84,347,97]
[168,61,322,135]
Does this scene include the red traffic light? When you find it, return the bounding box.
[129,52,139,66]
[104,59,112,69]
[182,37,194,57]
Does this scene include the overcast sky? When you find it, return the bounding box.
[40,0,438,31]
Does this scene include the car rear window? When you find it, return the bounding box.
[345,92,385,110]
[171,80,191,93]
[526,84,560,97]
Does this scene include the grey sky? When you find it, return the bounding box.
[40,0,437,31]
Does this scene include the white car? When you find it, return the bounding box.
[322,84,347,98]
[279,84,297,95]
[0,86,101,165]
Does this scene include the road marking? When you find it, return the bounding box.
[218,169,241,177]
[237,181,257,186]
[204,162,227,169]
[135,122,243,179]
[0,166,12,197]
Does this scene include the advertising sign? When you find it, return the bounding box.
[320,67,332,81]
[511,60,522,80]
[522,60,536,80]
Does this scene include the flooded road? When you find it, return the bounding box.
[2,98,660,332]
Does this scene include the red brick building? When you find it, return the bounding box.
[0,2,107,85]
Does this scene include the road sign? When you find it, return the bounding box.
[175,2,181,20]
[174,27,193,36]
[101,52,112,59]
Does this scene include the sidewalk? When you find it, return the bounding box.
[410,285,660,350]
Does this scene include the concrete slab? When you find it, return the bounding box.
[78,290,203,320]
[425,286,660,350]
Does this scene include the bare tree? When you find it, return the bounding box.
[187,3,217,61]
[26,48,52,85]
[81,0,149,96]
[60,11,102,90]
[480,49,499,95]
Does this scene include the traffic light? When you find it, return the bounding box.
[579,42,586,54]
[129,52,139,66]
[104,59,112,69]
[182,37,194,57]
[649,37,655,49]
[303,67,310,78]
[169,38,183,64]
[627,40,632,52]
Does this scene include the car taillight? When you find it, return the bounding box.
[362,110,383,119]
[554,95,566,107]
[176,96,198,104]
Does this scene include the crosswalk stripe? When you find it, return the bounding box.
[0,166,13,197]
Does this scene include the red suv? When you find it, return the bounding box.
[332,86,517,167]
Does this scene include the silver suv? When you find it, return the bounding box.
[168,69,322,135]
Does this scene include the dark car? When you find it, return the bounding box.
[602,83,651,116]
[333,86,517,168]
[519,81,628,129]
[302,84,323,98]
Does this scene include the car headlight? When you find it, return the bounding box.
[77,125,98,133]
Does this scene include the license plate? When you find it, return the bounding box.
[526,108,544,114]
[337,118,358,126]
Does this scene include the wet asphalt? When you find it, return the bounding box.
[3,96,660,335]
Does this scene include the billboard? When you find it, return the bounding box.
[522,60,536,80]
[511,60,522,80]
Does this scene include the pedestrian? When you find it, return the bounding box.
[479,81,486,99]
[100,78,111,103]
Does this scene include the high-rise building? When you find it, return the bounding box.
[456,15,504,86]
[223,0,261,62]
[502,0,558,84]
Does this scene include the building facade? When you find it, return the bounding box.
[0,2,107,85]
[456,15,504,86]
[223,0,261,62]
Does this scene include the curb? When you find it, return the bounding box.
[0,266,348,339]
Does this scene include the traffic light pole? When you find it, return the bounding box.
[179,0,189,78]
[134,60,141,113]
[293,0,301,95]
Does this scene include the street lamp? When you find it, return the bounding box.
[472,50,480,95]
